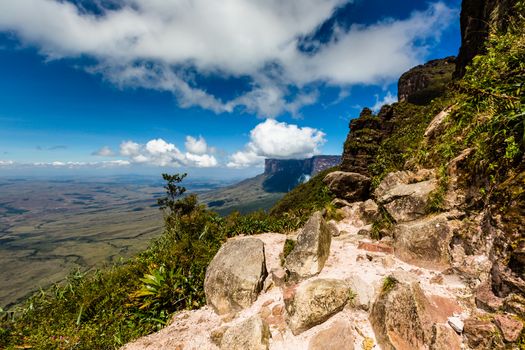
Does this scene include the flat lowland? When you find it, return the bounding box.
[0,176,227,308]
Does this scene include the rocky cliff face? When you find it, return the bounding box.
[455,0,514,77]
[263,156,341,193]
[398,56,456,105]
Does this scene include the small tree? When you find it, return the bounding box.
[157,173,188,213]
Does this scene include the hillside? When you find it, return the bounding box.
[199,156,340,215]
[0,0,523,349]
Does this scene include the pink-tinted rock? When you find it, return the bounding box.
[357,241,394,254]
[494,314,523,342]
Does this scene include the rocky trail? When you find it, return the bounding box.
[122,149,522,349]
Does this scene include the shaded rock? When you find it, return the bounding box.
[370,281,460,350]
[284,212,331,281]
[323,171,371,202]
[308,320,355,350]
[504,293,525,318]
[268,267,286,288]
[205,237,267,315]
[341,107,394,175]
[375,169,437,222]
[210,326,229,346]
[463,317,504,349]
[432,323,461,350]
[220,315,270,350]
[285,278,349,335]
[393,213,459,268]
[493,314,523,342]
[475,282,503,312]
[398,57,455,105]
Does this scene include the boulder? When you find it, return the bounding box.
[370,281,461,350]
[323,171,371,202]
[285,212,331,281]
[220,315,270,350]
[285,278,349,335]
[475,282,503,312]
[424,106,453,140]
[347,274,379,310]
[308,320,355,350]
[375,169,438,223]
[205,237,267,315]
[393,213,459,268]
[463,317,504,349]
[493,314,523,343]
[431,324,461,350]
[444,148,476,209]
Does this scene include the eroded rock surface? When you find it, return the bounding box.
[284,212,331,281]
[205,237,268,315]
[323,171,371,202]
[220,315,270,350]
[285,278,349,335]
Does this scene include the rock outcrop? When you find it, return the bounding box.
[394,213,460,268]
[284,278,349,335]
[398,57,456,105]
[263,156,341,192]
[375,169,438,223]
[284,212,331,281]
[322,171,371,202]
[455,0,514,77]
[370,280,461,350]
[204,237,267,315]
[307,320,355,350]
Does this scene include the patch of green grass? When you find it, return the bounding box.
[381,276,398,295]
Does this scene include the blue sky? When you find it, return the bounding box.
[0,0,461,177]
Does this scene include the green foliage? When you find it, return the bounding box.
[381,276,398,295]
[370,206,394,240]
[0,173,303,349]
[270,167,337,222]
[283,239,296,260]
[426,166,449,213]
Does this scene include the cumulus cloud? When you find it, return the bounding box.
[92,146,115,157]
[227,119,326,168]
[0,0,456,117]
[0,160,15,166]
[119,136,218,167]
[371,91,398,112]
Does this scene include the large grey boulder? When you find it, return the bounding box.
[323,171,371,202]
[375,169,437,223]
[220,315,270,350]
[394,213,459,268]
[284,212,331,281]
[205,237,267,315]
[285,278,349,335]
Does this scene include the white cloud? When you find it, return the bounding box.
[119,136,218,168]
[227,119,326,168]
[6,160,131,168]
[92,146,115,157]
[371,91,398,112]
[0,1,456,117]
[0,160,14,166]
[185,136,209,155]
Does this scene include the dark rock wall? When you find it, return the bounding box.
[263,156,341,193]
[398,57,455,105]
[455,0,514,77]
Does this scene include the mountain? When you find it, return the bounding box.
[199,156,341,214]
